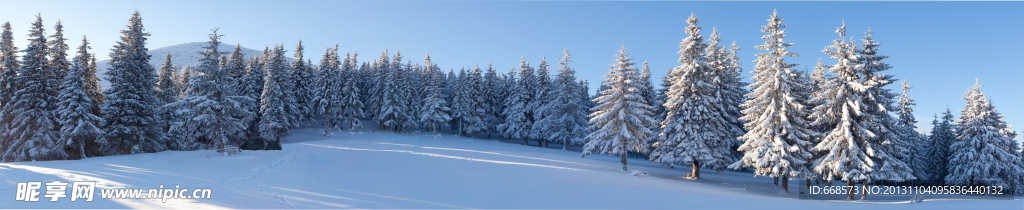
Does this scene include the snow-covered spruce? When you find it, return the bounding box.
[705,27,746,162]
[56,36,105,160]
[338,52,365,132]
[165,29,254,155]
[375,51,412,132]
[418,54,451,134]
[529,57,553,147]
[312,45,342,134]
[729,10,815,193]
[101,11,168,155]
[259,45,294,144]
[498,57,538,145]
[945,79,1022,189]
[809,23,913,200]
[581,45,657,172]
[924,108,956,185]
[533,49,589,151]
[2,15,62,161]
[48,21,71,89]
[0,22,20,156]
[895,80,931,184]
[482,63,503,138]
[649,14,733,179]
[289,40,315,127]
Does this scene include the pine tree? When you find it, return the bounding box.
[339,52,364,132]
[535,49,589,151]
[649,14,734,179]
[400,61,420,130]
[810,23,913,199]
[0,22,19,154]
[101,11,168,155]
[312,45,340,134]
[237,55,265,140]
[368,51,390,125]
[168,29,254,154]
[225,44,246,90]
[637,61,657,119]
[419,54,451,135]
[729,11,815,193]
[895,80,930,184]
[482,63,502,138]
[531,57,553,147]
[48,21,71,87]
[581,46,656,171]
[1,14,63,161]
[290,40,315,126]
[946,79,1023,189]
[260,45,293,143]
[56,37,104,160]
[706,28,746,161]
[375,51,410,131]
[858,29,914,183]
[155,53,177,105]
[499,57,537,145]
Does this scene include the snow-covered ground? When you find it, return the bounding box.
[0,121,1020,209]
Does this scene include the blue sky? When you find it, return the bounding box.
[1,0,1021,143]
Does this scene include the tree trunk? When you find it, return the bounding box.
[774,177,779,185]
[860,182,867,200]
[562,140,569,151]
[691,161,700,179]
[846,181,855,200]
[524,137,529,146]
[781,175,789,194]
[805,178,811,193]
[621,152,628,171]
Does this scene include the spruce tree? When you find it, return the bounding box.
[810,24,913,199]
[339,52,364,132]
[155,53,177,105]
[535,49,589,151]
[419,54,451,134]
[946,80,1023,189]
[730,11,815,193]
[290,40,315,126]
[649,14,734,179]
[706,28,746,160]
[168,29,254,154]
[0,22,19,154]
[531,57,553,147]
[2,15,63,161]
[482,63,502,138]
[375,51,410,131]
[499,57,537,145]
[225,44,246,90]
[312,46,340,134]
[47,21,71,93]
[101,11,167,155]
[896,80,931,184]
[260,45,293,143]
[581,46,656,171]
[56,37,104,160]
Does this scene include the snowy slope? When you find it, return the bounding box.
[0,121,1020,209]
[94,42,279,88]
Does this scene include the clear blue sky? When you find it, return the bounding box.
[2,1,1021,144]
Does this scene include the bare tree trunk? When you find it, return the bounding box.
[860,182,867,200]
[524,137,529,146]
[691,161,701,179]
[805,178,811,193]
[846,181,855,200]
[774,177,779,185]
[781,175,789,193]
[621,152,628,171]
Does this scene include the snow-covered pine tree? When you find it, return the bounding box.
[729,11,815,193]
[85,54,102,113]
[649,14,734,179]
[581,46,656,171]
[419,54,451,135]
[638,61,657,120]
[446,69,457,107]
[101,11,168,155]
[0,22,19,154]
[175,64,191,99]
[857,29,914,182]
[48,21,71,92]
[260,45,293,143]
[312,45,341,135]
[946,79,1023,189]
[2,14,63,161]
[0,21,18,110]
[237,55,265,140]
[368,51,390,126]
[56,37,104,160]
[530,57,553,147]
[498,57,537,145]
[156,53,177,105]
[578,79,594,115]
[480,63,501,138]
[534,49,588,151]
[339,52,364,132]
[705,28,746,161]
[450,68,470,134]
[375,50,411,131]
[895,80,930,184]
[400,61,421,130]
[810,23,913,199]
[289,40,315,126]
[463,65,487,136]
[225,44,246,90]
[168,29,254,154]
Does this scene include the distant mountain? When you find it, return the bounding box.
[95,42,278,88]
